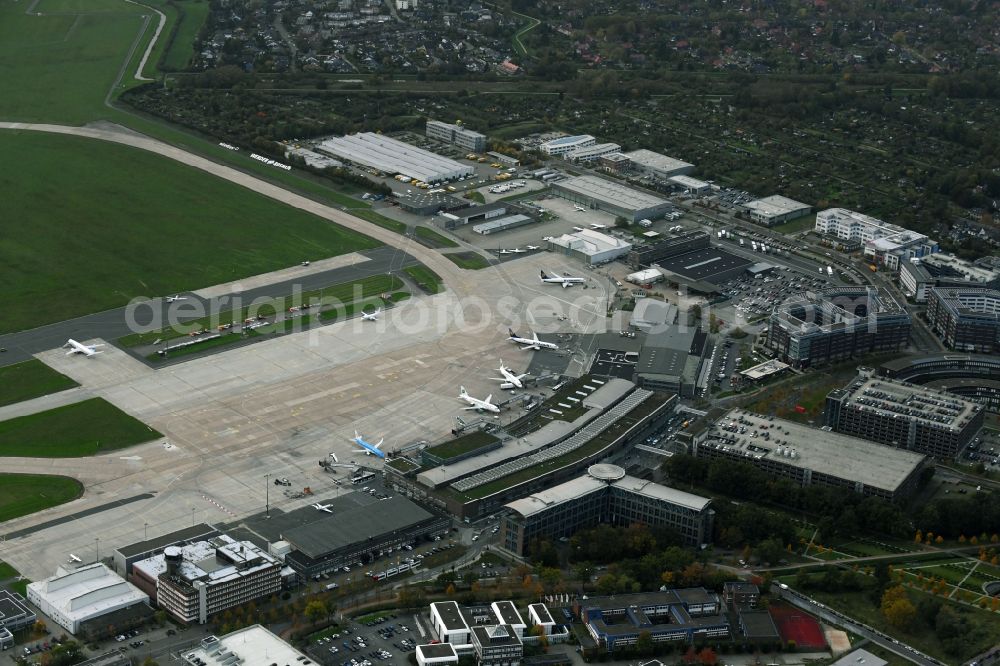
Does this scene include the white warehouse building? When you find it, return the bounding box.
[566,142,621,162]
[317,133,474,183]
[540,135,596,156]
[547,228,633,265]
[743,195,811,226]
[27,564,149,635]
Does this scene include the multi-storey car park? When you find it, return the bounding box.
[627,231,711,269]
[766,287,911,368]
[500,463,714,556]
[316,132,474,183]
[879,354,1000,413]
[693,409,929,500]
[926,286,1000,353]
[825,373,984,459]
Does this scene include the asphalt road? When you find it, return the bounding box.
[0,245,419,367]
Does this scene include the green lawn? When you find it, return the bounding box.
[414,226,459,248]
[403,265,444,295]
[0,474,83,523]
[0,561,19,580]
[0,0,150,124]
[444,252,491,270]
[0,360,79,408]
[0,398,162,458]
[774,213,818,235]
[0,132,379,334]
[351,208,408,234]
[424,431,498,460]
[160,0,209,70]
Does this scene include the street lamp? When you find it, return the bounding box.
[144,522,148,541]
[95,537,100,563]
[265,473,270,518]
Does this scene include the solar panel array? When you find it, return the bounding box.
[451,388,652,493]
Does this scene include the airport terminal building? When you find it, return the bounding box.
[500,464,714,556]
[694,409,929,500]
[282,496,450,580]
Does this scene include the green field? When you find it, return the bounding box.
[414,226,459,248]
[351,208,408,234]
[0,473,83,522]
[444,252,491,270]
[403,265,444,294]
[774,213,818,235]
[0,132,378,334]
[160,0,209,70]
[0,398,162,457]
[0,360,79,407]
[425,431,498,460]
[0,0,151,124]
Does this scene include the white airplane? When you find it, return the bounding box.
[572,226,585,232]
[352,431,385,458]
[574,205,588,212]
[312,503,334,513]
[458,386,500,413]
[508,328,559,351]
[361,308,381,321]
[499,249,512,255]
[64,339,104,357]
[540,270,586,288]
[68,554,82,563]
[589,223,607,229]
[165,295,187,302]
[491,360,528,389]
[526,245,540,250]
[511,248,526,254]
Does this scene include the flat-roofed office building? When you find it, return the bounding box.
[500,464,713,556]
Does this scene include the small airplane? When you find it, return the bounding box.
[508,328,559,351]
[64,339,104,357]
[499,249,512,255]
[352,431,386,458]
[572,226,585,232]
[458,386,500,413]
[511,248,526,253]
[574,205,588,212]
[361,308,381,321]
[68,554,82,563]
[540,270,586,288]
[165,295,187,302]
[526,245,540,250]
[589,223,607,229]
[312,503,334,513]
[491,360,528,389]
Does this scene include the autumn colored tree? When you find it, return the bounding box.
[881,586,916,630]
[699,646,718,665]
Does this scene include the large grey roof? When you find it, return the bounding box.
[282,496,433,558]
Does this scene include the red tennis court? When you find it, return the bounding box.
[769,605,827,650]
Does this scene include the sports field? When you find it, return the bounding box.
[0,473,83,523]
[0,397,162,458]
[0,131,379,334]
[769,604,827,650]
[0,360,79,407]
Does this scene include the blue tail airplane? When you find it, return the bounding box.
[353,431,386,458]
